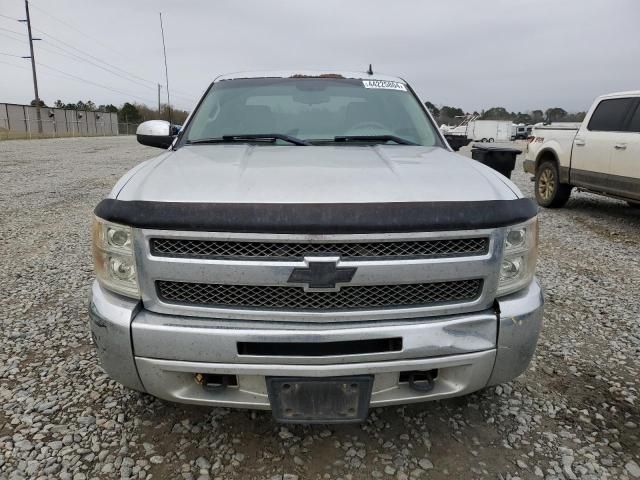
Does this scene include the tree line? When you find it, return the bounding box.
[424,102,586,126]
[30,98,190,125]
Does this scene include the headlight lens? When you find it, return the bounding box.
[92,217,140,298]
[497,217,538,297]
[107,227,131,249]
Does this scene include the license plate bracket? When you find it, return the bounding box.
[266,375,373,424]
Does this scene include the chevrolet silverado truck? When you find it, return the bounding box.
[525,91,640,208]
[90,71,543,423]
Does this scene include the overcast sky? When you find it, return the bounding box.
[1,0,638,113]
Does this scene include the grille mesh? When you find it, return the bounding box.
[150,237,489,260]
[156,279,483,311]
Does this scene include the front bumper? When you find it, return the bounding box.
[89,280,543,409]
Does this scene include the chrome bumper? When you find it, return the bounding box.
[89,280,543,409]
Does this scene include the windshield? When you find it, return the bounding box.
[182,77,442,146]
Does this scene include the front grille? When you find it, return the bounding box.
[156,279,483,311]
[150,237,489,260]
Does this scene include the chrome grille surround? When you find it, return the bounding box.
[156,279,483,310]
[134,229,505,323]
[150,237,489,260]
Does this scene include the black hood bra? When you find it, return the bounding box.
[94,198,538,234]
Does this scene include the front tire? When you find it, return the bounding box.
[535,161,571,208]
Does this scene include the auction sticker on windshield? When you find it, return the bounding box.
[362,79,407,91]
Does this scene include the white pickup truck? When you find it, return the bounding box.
[525,91,640,208]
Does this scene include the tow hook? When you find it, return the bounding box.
[195,373,238,391]
[405,371,436,393]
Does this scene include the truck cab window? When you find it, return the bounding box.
[587,98,635,132]
[182,77,442,147]
[627,103,640,133]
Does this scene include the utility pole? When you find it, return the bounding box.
[21,0,42,133]
[159,12,172,126]
[157,83,162,117]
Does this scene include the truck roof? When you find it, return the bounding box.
[214,70,407,83]
[597,90,640,100]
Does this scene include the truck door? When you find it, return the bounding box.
[571,97,636,192]
[608,98,640,201]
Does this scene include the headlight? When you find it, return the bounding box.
[497,217,538,297]
[92,216,140,298]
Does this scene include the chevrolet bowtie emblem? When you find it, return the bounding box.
[288,259,357,290]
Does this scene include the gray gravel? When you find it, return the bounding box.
[0,136,638,480]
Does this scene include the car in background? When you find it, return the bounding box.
[512,124,532,140]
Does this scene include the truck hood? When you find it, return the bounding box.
[115,145,520,203]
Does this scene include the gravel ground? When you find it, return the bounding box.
[0,136,638,480]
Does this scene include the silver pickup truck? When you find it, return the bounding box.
[90,70,543,423]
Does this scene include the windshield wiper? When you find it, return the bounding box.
[187,134,310,146]
[333,135,418,145]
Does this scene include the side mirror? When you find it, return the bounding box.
[136,120,176,149]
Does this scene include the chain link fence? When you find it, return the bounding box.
[0,103,139,140]
[117,122,141,136]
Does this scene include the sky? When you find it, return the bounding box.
[0,0,638,113]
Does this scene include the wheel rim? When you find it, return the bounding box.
[538,168,555,201]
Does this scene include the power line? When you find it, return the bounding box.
[0,59,31,71]
[4,26,156,101]
[0,59,156,106]
[37,61,157,105]
[1,57,182,110]
[0,33,26,46]
[32,27,159,86]
[4,11,155,88]
[3,16,197,104]
[34,26,199,104]
[3,9,196,108]
[0,25,27,36]
[0,52,24,58]
[36,40,197,104]
[26,2,129,59]
[34,28,196,99]
[0,13,20,22]
[36,41,160,91]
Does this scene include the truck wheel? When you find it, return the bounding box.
[535,161,571,208]
[488,138,495,142]
[481,138,487,142]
